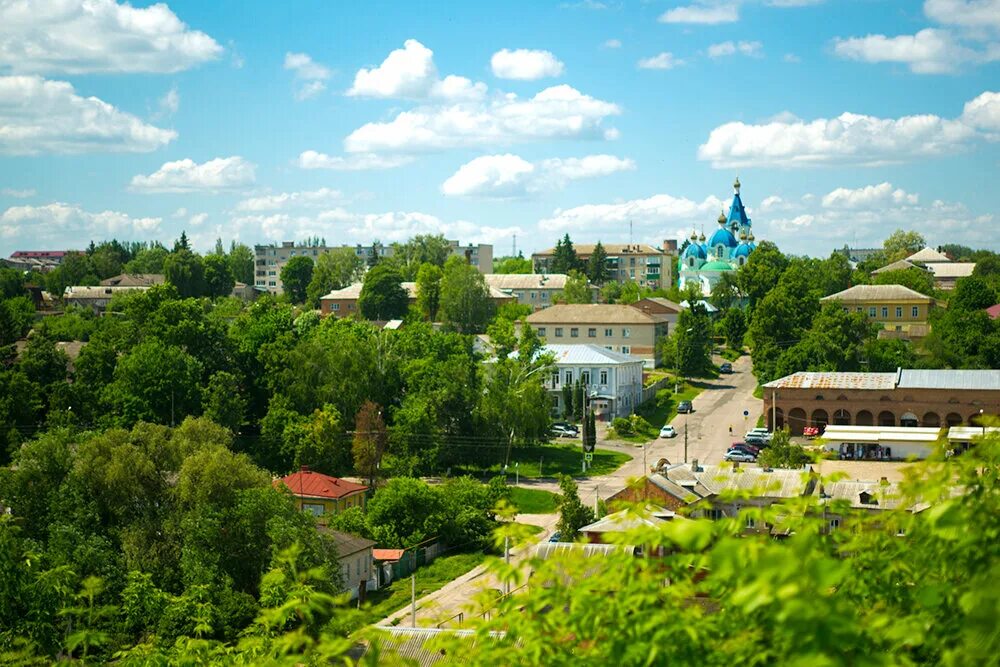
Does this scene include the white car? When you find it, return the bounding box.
[659,425,677,438]
[724,449,756,463]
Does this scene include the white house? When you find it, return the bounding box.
[323,529,377,601]
[541,344,645,420]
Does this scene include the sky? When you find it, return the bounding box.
[0,0,997,258]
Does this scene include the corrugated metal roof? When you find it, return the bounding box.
[871,259,921,274]
[526,304,668,325]
[906,247,951,263]
[543,344,644,366]
[899,369,1000,390]
[764,371,898,390]
[322,281,511,301]
[821,284,933,302]
[683,465,813,499]
[579,506,679,533]
[928,263,975,278]
[483,273,571,290]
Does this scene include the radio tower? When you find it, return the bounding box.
[512,233,517,257]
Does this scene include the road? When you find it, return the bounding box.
[378,354,761,628]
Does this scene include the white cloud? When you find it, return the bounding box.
[0,0,222,74]
[924,0,1000,31]
[659,3,739,24]
[538,193,725,234]
[188,212,208,226]
[1,188,36,198]
[158,87,180,116]
[0,203,161,245]
[708,40,763,58]
[429,75,488,102]
[490,49,565,80]
[832,28,991,74]
[783,53,802,63]
[604,39,622,49]
[441,153,634,198]
[172,207,188,218]
[130,156,256,193]
[0,76,176,155]
[284,52,332,100]
[638,52,683,69]
[235,188,346,212]
[698,91,998,167]
[295,150,415,170]
[344,84,621,154]
[346,40,486,101]
[821,182,918,208]
[758,195,788,211]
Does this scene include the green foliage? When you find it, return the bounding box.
[721,306,747,350]
[33,305,97,341]
[556,475,595,538]
[202,253,235,298]
[358,263,409,320]
[550,234,582,275]
[873,266,936,296]
[0,268,25,299]
[0,296,34,344]
[493,254,532,274]
[756,428,813,468]
[415,262,443,320]
[883,228,925,262]
[439,255,495,333]
[586,241,610,285]
[279,255,314,304]
[388,234,453,280]
[555,269,593,304]
[306,247,363,307]
[610,414,655,439]
[163,249,206,298]
[103,338,202,426]
[227,241,255,285]
[864,338,917,371]
[202,370,247,433]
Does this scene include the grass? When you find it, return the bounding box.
[719,347,743,362]
[453,443,630,479]
[753,385,764,399]
[634,382,704,430]
[509,486,560,514]
[346,552,486,631]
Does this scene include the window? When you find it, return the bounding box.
[541,292,549,300]
[537,327,546,337]
[621,345,630,354]
[570,328,579,338]
[600,370,608,385]
[302,503,325,516]
[629,269,635,279]
[565,371,573,385]
[622,328,631,338]
[555,327,563,337]
[868,306,876,317]
[552,371,559,386]
[604,328,613,337]
[912,306,919,318]
[268,270,276,276]
[896,307,902,318]
[581,371,590,385]
[745,517,756,529]
[881,306,888,318]
[706,509,723,520]
[268,281,276,287]
[332,303,340,311]
[856,307,863,313]
[588,328,597,338]
[829,518,841,531]
[530,292,536,300]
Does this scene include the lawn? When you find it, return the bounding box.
[634,382,704,430]
[719,347,743,362]
[344,551,487,632]
[509,486,560,514]
[454,443,630,479]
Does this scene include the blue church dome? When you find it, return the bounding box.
[734,243,751,258]
[708,227,738,249]
[681,238,706,259]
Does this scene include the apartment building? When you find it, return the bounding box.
[254,240,493,295]
[821,284,936,340]
[531,241,677,290]
[483,273,598,311]
[525,304,670,368]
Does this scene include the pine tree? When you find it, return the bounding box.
[586,241,610,285]
[574,380,585,422]
[552,234,580,275]
[562,383,574,419]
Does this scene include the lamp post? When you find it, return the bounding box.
[980,408,985,438]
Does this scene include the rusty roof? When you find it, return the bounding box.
[764,371,898,390]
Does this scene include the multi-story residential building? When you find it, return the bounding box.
[320,281,514,317]
[483,273,598,311]
[531,242,676,291]
[254,240,493,294]
[540,344,645,419]
[5,250,74,273]
[63,285,151,312]
[525,304,670,368]
[821,284,937,341]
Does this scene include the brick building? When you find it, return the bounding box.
[762,369,1000,436]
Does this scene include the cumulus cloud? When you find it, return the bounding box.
[235,188,345,212]
[697,90,998,167]
[638,52,684,69]
[659,3,739,24]
[604,39,623,49]
[0,0,222,74]
[821,182,918,208]
[538,193,725,235]
[490,49,565,80]
[295,150,415,170]
[924,0,1000,31]
[1,188,36,198]
[708,40,763,58]
[441,153,634,198]
[0,202,161,246]
[344,84,621,154]
[347,39,485,101]
[284,52,332,100]
[130,156,256,193]
[0,76,176,155]
[832,28,991,74]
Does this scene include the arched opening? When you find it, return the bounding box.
[833,409,851,425]
[878,411,895,427]
[856,410,874,426]
[946,412,963,427]
[811,409,829,434]
[900,412,919,428]
[788,408,807,436]
[689,257,696,268]
[771,407,785,432]
[969,412,985,426]
[922,412,940,428]
[738,256,745,266]
[716,246,724,258]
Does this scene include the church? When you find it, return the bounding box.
[678,177,758,295]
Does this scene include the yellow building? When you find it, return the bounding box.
[821,284,936,340]
[276,467,368,524]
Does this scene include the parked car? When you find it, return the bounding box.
[719,362,733,374]
[548,531,562,543]
[729,442,760,456]
[745,428,770,440]
[803,426,821,438]
[677,401,693,414]
[659,425,677,438]
[724,449,756,463]
[552,421,579,435]
[551,424,578,438]
[745,434,771,446]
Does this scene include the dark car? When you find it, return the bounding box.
[548,531,562,543]
[551,421,579,435]
[729,442,760,456]
[719,362,733,374]
[745,433,771,446]
[677,401,693,414]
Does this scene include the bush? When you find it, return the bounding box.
[611,417,632,436]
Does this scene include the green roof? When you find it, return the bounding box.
[701,260,733,271]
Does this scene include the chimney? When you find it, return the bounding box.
[299,465,311,473]
[691,459,699,472]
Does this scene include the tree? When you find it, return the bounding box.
[494,254,533,274]
[973,254,1000,277]
[583,410,596,453]
[125,244,169,274]
[574,379,585,422]
[562,383,574,419]
[710,271,739,310]
[883,229,925,262]
[362,477,443,548]
[415,263,443,321]
[586,242,610,285]
[721,307,747,350]
[202,254,235,298]
[305,248,363,307]
[556,475,595,539]
[0,296,34,344]
[163,249,205,298]
[280,256,314,304]
[873,267,935,296]
[353,400,387,487]
[227,242,255,285]
[439,255,495,334]
[864,338,917,372]
[555,270,593,304]
[202,371,247,432]
[358,263,409,320]
[0,268,24,299]
[174,231,191,252]
[674,285,714,377]
[389,234,453,280]
[103,338,202,426]
[738,240,788,310]
[951,276,996,312]
[551,234,581,275]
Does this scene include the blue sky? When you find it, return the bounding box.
[0,0,997,258]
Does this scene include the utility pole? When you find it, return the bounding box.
[684,420,689,464]
[504,535,511,595]
[594,484,600,516]
[411,574,416,627]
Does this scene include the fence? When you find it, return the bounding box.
[641,377,670,406]
[389,540,442,580]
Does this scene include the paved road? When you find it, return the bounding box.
[378,354,761,628]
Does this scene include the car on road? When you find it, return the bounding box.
[745,434,771,447]
[677,401,693,414]
[551,424,578,438]
[659,425,677,438]
[552,421,579,435]
[548,531,562,543]
[724,449,756,463]
[745,427,770,439]
[719,362,733,374]
[729,442,760,456]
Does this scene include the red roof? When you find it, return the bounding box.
[277,468,368,500]
[10,250,70,258]
[987,304,1000,320]
[372,549,406,562]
